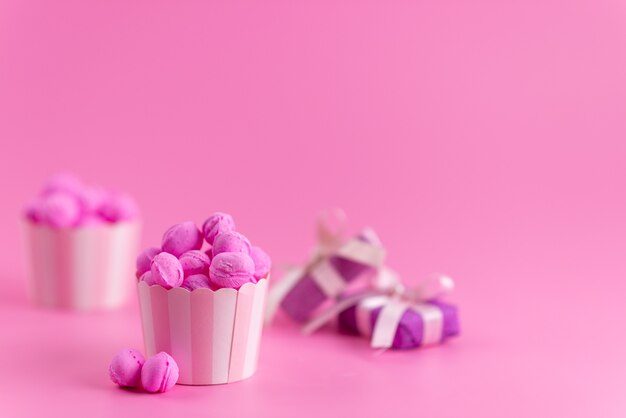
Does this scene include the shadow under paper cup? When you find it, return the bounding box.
[137,278,268,385]
[23,219,141,311]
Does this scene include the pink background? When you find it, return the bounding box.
[1,0,625,417]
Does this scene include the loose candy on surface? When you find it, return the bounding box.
[179,250,211,277]
[209,252,256,289]
[202,212,235,245]
[250,246,271,281]
[161,221,203,257]
[141,352,179,393]
[212,231,251,256]
[150,252,184,289]
[109,348,145,388]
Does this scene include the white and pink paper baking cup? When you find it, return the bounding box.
[137,278,268,385]
[23,219,140,310]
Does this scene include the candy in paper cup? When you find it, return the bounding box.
[137,278,268,385]
[22,219,141,310]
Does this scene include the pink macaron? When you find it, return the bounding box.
[178,250,211,277]
[161,221,203,258]
[141,352,179,393]
[109,348,145,388]
[150,252,184,289]
[212,231,251,256]
[202,212,235,245]
[136,247,161,277]
[209,252,255,289]
[250,246,271,281]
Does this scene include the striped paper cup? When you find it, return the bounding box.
[22,219,141,310]
[137,278,269,385]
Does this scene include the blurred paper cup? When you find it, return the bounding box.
[137,278,268,385]
[23,219,140,310]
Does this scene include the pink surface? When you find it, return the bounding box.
[0,0,625,416]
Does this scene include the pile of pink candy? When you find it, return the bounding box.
[24,173,139,227]
[137,212,271,291]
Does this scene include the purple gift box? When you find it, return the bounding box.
[280,230,383,322]
[338,295,460,349]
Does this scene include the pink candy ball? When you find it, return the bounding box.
[202,212,235,245]
[178,250,211,277]
[140,271,155,285]
[250,246,271,281]
[181,274,211,291]
[212,231,251,256]
[161,221,203,258]
[141,352,179,393]
[109,348,145,388]
[24,198,45,223]
[136,247,161,277]
[98,193,139,223]
[41,173,83,197]
[26,174,141,227]
[150,252,184,289]
[78,186,108,215]
[39,192,82,227]
[209,252,255,289]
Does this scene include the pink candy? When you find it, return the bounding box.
[136,247,161,277]
[39,192,82,227]
[42,173,84,197]
[150,252,184,289]
[161,221,203,258]
[24,174,139,227]
[109,348,145,388]
[181,274,211,291]
[202,212,235,244]
[98,193,139,223]
[141,352,179,393]
[139,213,271,290]
[179,250,211,277]
[109,348,179,393]
[212,231,251,256]
[250,246,271,281]
[140,271,155,285]
[209,252,255,289]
